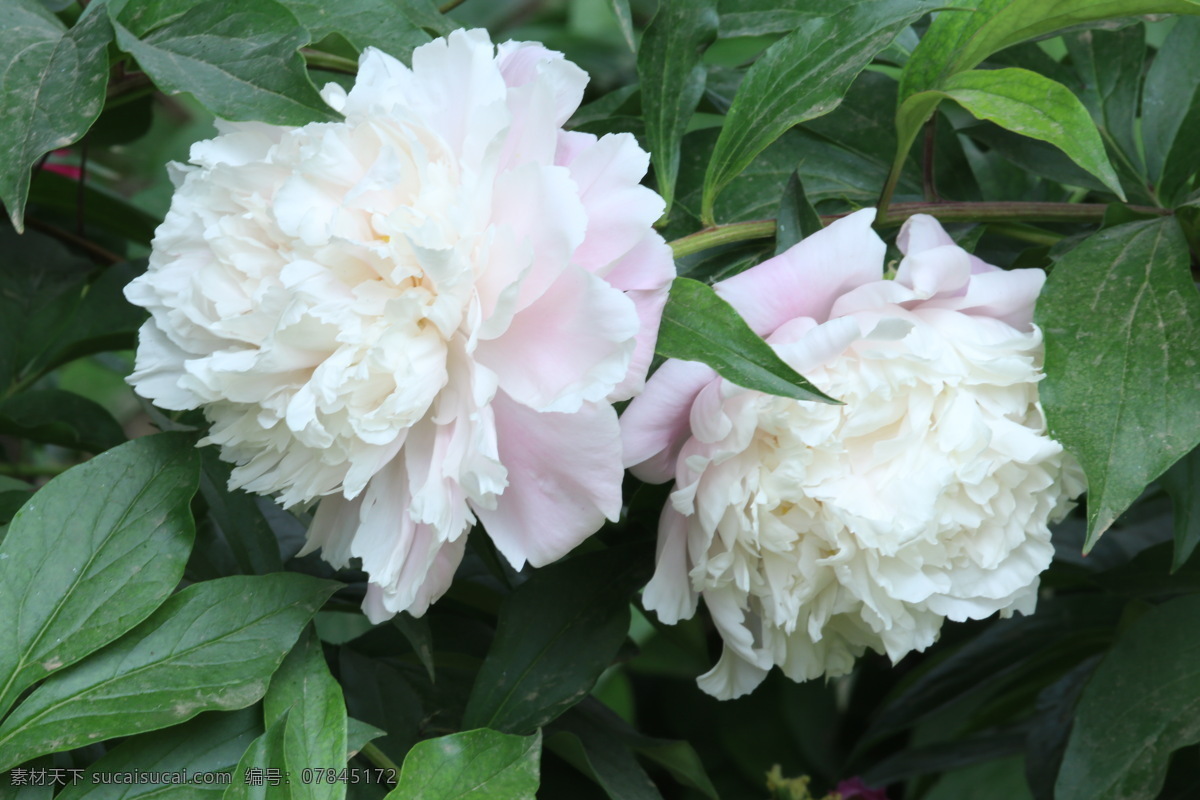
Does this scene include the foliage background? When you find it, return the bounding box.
[2,0,1200,798]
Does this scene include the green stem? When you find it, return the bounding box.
[670,220,776,258]
[303,49,359,74]
[984,222,1063,247]
[439,0,468,10]
[360,742,402,772]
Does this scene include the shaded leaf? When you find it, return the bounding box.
[0,433,199,719]
[1063,23,1145,180]
[1025,657,1102,800]
[0,389,125,452]
[607,0,636,53]
[1142,16,1200,204]
[223,714,290,800]
[192,448,284,580]
[773,171,821,256]
[388,729,540,800]
[656,277,838,405]
[1037,218,1200,549]
[1162,445,1200,571]
[281,0,430,62]
[0,573,337,770]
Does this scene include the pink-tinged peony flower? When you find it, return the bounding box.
[621,209,1083,699]
[125,29,674,620]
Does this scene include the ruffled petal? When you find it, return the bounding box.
[620,359,717,482]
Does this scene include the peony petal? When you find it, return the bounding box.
[714,208,883,335]
[496,40,587,127]
[604,232,675,401]
[474,392,623,569]
[620,359,717,482]
[642,504,699,624]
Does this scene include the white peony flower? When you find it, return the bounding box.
[620,209,1083,699]
[125,29,674,620]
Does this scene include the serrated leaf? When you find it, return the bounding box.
[387,729,541,800]
[56,709,262,800]
[637,0,717,215]
[901,68,1123,199]
[1056,594,1200,800]
[0,2,112,231]
[656,277,838,405]
[701,0,935,223]
[1037,218,1200,550]
[0,389,125,452]
[0,573,337,770]
[0,433,199,719]
[462,547,648,734]
[281,0,430,62]
[109,0,337,127]
[1143,16,1200,204]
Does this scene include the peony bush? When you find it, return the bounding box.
[1,2,1199,799]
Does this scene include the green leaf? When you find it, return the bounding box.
[192,448,284,580]
[656,277,838,405]
[264,628,348,800]
[27,170,160,247]
[773,171,821,256]
[0,433,200,719]
[0,573,338,769]
[387,729,541,800]
[1063,23,1145,180]
[701,0,935,223]
[607,0,636,52]
[0,389,125,452]
[637,0,717,215]
[1162,445,1200,572]
[1037,218,1200,550]
[0,756,53,800]
[346,717,386,758]
[56,709,262,800]
[462,547,649,734]
[40,261,147,372]
[1142,16,1200,204]
[0,2,112,231]
[391,613,435,684]
[901,68,1123,198]
[109,0,338,127]
[280,0,430,62]
[223,713,290,800]
[545,731,661,800]
[1056,594,1200,800]
[337,649,423,765]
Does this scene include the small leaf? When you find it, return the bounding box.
[607,0,636,53]
[56,709,262,800]
[223,713,290,800]
[1063,23,1145,180]
[281,0,431,62]
[462,547,649,734]
[656,277,838,405]
[0,2,112,231]
[1142,16,1200,204]
[773,171,822,256]
[701,0,936,222]
[387,729,541,800]
[1162,445,1200,572]
[0,433,199,719]
[904,68,1123,198]
[1056,594,1200,800]
[109,0,337,126]
[346,717,386,758]
[1037,218,1200,550]
[0,573,337,770]
[637,0,717,216]
[193,448,284,579]
[0,389,125,452]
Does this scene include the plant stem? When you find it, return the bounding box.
[667,202,1171,258]
[24,217,123,265]
[303,49,359,74]
[360,742,401,772]
[439,0,469,9]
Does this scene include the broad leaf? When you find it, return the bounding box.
[1037,218,1200,550]
[463,547,649,734]
[223,714,290,800]
[109,0,337,126]
[656,277,838,405]
[701,0,935,223]
[191,449,284,580]
[1162,445,1200,572]
[0,389,125,452]
[388,729,541,800]
[637,0,717,215]
[264,629,348,800]
[1057,594,1200,800]
[281,0,430,62]
[0,573,337,769]
[0,433,199,719]
[1063,23,1145,180]
[898,69,1123,199]
[56,709,262,800]
[0,2,111,231]
[1142,16,1200,204]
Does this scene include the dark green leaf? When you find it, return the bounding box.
[338,649,423,764]
[281,0,430,62]
[1025,657,1101,800]
[0,573,337,769]
[0,433,199,719]
[637,0,717,215]
[1162,445,1200,572]
[0,756,53,800]
[545,731,661,800]
[773,171,821,256]
[1143,16,1200,204]
[656,277,838,405]
[0,2,111,231]
[902,68,1123,198]
[1063,23,1145,180]
[388,729,541,800]
[0,389,125,452]
[264,628,348,800]
[1037,218,1200,550]
[1057,594,1200,800]
[462,547,649,734]
[607,0,636,53]
[391,614,435,683]
[701,0,935,222]
[193,448,284,579]
[223,714,290,800]
[960,122,1112,194]
[109,0,337,127]
[863,729,1027,785]
[40,262,147,371]
[56,709,262,800]
[27,170,160,247]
